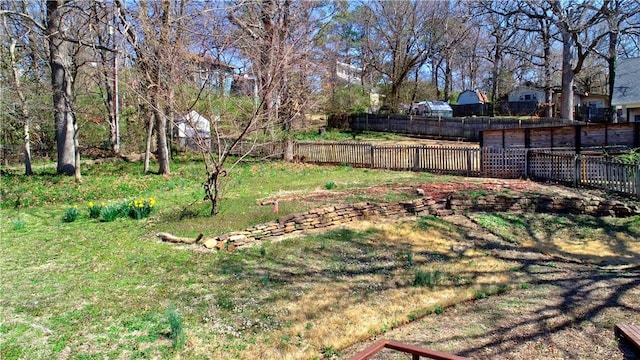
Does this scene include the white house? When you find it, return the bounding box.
[335,61,362,85]
[175,111,214,150]
[508,87,545,103]
[611,57,640,122]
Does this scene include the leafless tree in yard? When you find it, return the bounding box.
[1,0,89,179]
[1,2,43,175]
[548,0,609,121]
[358,0,445,111]
[181,0,332,215]
[228,0,327,159]
[116,0,191,175]
[472,1,524,114]
[589,0,640,120]
[84,1,121,154]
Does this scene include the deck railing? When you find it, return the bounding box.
[348,339,469,360]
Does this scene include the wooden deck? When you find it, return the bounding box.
[348,339,469,360]
[615,324,640,353]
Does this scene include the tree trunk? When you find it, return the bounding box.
[559,27,575,121]
[491,40,502,117]
[205,170,221,216]
[144,113,153,174]
[284,137,294,162]
[74,121,81,182]
[47,0,77,175]
[23,122,33,176]
[154,0,171,175]
[542,19,554,118]
[444,54,452,102]
[9,38,33,175]
[607,28,618,122]
[155,107,170,175]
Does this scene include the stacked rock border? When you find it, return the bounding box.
[160,192,639,251]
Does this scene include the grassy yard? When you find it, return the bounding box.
[1,158,639,359]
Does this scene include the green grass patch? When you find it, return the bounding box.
[1,157,638,359]
[471,213,526,242]
[413,269,445,289]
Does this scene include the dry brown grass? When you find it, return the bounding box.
[207,220,519,359]
[342,212,640,360]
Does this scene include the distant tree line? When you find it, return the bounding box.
[1,0,639,180]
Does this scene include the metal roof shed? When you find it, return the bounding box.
[419,101,453,117]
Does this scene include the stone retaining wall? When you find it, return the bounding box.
[195,193,639,251]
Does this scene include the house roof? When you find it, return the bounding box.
[457,90,488,104]
[611,57,640,106]
[176,110,211,135]
[418,101,452,111]
[188,53,235,71]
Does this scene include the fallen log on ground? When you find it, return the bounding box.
[156,232,203,244]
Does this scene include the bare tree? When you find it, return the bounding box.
[85,1,121,153]
[228,0,326,160]
[44,0,83,178]
[1,2,43,175]
[359,0,445,111]
[433,1,472,102]
[116,0,186,175]
[549,0,607,121]
[472,1,524,114]
[504,1,555,117]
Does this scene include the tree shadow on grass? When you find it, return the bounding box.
[401,212,640,359]
[174,212,639,358]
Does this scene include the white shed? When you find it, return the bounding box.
[175,111,212,150]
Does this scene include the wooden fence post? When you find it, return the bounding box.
[573,154,581,188]
[481,147,486,177]
[293,141,298,161]
[524,149,530,179]
[370,144,375,168]
[636,164,640,200]
[331,143,336,163]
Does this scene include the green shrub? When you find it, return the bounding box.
[62,206,79,223]
[12,218,25,231]
[100,203,128,222]
[434,304,444,314]
[87,201,104,219]
[321,346,341,358]
[167,305,186,350]
[405,250,414,267]
[216,294,234,310]
[413,269,444,289]
[325,181,336,190]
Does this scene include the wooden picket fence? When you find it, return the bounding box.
[294,142,640,199]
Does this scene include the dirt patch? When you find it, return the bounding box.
[337,181,640,360]
[265,178,618,207]
[341,261,640,359]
